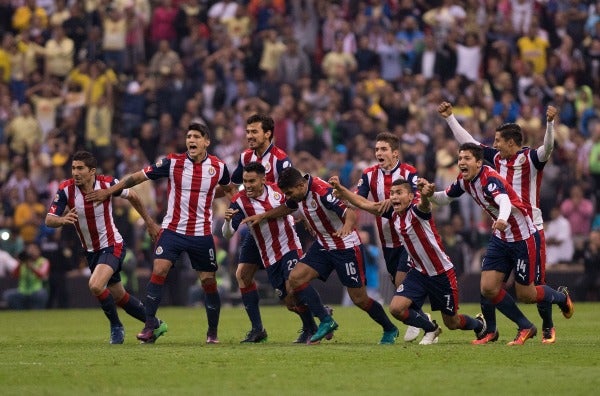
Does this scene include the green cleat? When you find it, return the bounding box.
[379,327,399,345]
[309,318,338,344]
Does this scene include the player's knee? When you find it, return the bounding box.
[88,281,104,296]
[349,291,369,309]
[389,304,406,319]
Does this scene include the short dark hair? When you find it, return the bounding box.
[459,142,483,161]
[244,161,266,176]
[72,150,97,169]
[496,123,523,146]
[391,178,412,192]
[277,167,304,190]
[376,132,400,151]
[188,122,210,138]
[246,113,275,141]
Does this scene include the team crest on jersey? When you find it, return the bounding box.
[518,156,526,164]
[326,193,336,203]
[487,183,498,193]
[311,200,317,209]
[396,284,404,293]
[264,162,271,173]
[208,166,216,175]
[155,246,164,255]
[273,191,281,201]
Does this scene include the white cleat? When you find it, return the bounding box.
[404,325,420,342]
[419,314,441,345]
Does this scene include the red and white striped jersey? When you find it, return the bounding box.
[286,175,360,250]
[229,183,302,267]
[143,152,230,236]
[231,144,292,184]
[446,165,536,242]
[47,176,125,252]
[356,162,418,248]
[386,205,454,276]
[483,146,545,229]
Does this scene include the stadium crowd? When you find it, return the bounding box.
[1,0,600,309]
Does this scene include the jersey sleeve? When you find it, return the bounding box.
[143,157,171,180]
[381,207,394,219]
[320,187,346,217]
[219,164,231,185]
[482,176,509,199]
[356,173,370,197]
[528,148,546,170]
[230,157,244,184]
[446,179,465,198]
[482,145,498,164]
[228,202,244,231]
[275,156,292,175]
[47,189,68,216]
[412,205,432,220]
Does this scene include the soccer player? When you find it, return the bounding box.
[243,167,399,344]
[222,162,329,343]
[420,143,574,345]
[226,114,299,342]
[354,131,423,341]
[439,101,561,344]
[330,176,486,345]
[86,123,230,344]
[45,150,160,344]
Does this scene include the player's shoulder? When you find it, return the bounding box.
[311,177,332,194]
[168,152,184,160]
[96,174,115,183]
[270,145,289,160]
[232,190,245,202]
[399,162,417,173]
[363,164,380,175]
[58,178,75,190]
[207,153,226,165]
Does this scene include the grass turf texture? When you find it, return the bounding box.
[1,303,599,396]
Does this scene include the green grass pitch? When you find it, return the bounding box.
[1,303,599,395]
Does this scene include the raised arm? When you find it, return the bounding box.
[328,176,381,216]
[124,189,160,241]
[85,170,147,202]
[438,102,479,145]
[536,105,557,162]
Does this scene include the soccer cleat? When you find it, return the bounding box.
[206,328,220,344]
[542,327,556,344]
[557,286,574,319]
[110,326,125,344]
[294,328,316,344]
[507,325,537,346]
[380,327,399,345]
[474,313,488,340]
[309,318,339,344]
[137,320,168,344]
[471,330,499,345]
[419,321,442,345]
[403,325,420,342]
[241,328,268,343]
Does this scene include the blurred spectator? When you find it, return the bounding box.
[560,184,595,255]
[577,229,600,301]
[544,206,575,267]
[12,0,48,33]
[42,25,74,80]
[13,187,45,244]
[37,224,69,308]
[2,242,49,310]
[4,102,42,155]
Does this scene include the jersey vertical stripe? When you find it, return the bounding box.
[490,148,544,228]
[357,163,417,248]
[457,166,535,242]
[233,183,302,267]
[234,145,291,184]
[146,153,229,236]
[393,207,454,276]
[300,177,360,250]
[51,176,124,252]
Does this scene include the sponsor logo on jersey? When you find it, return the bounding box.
[155,246,163,255]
